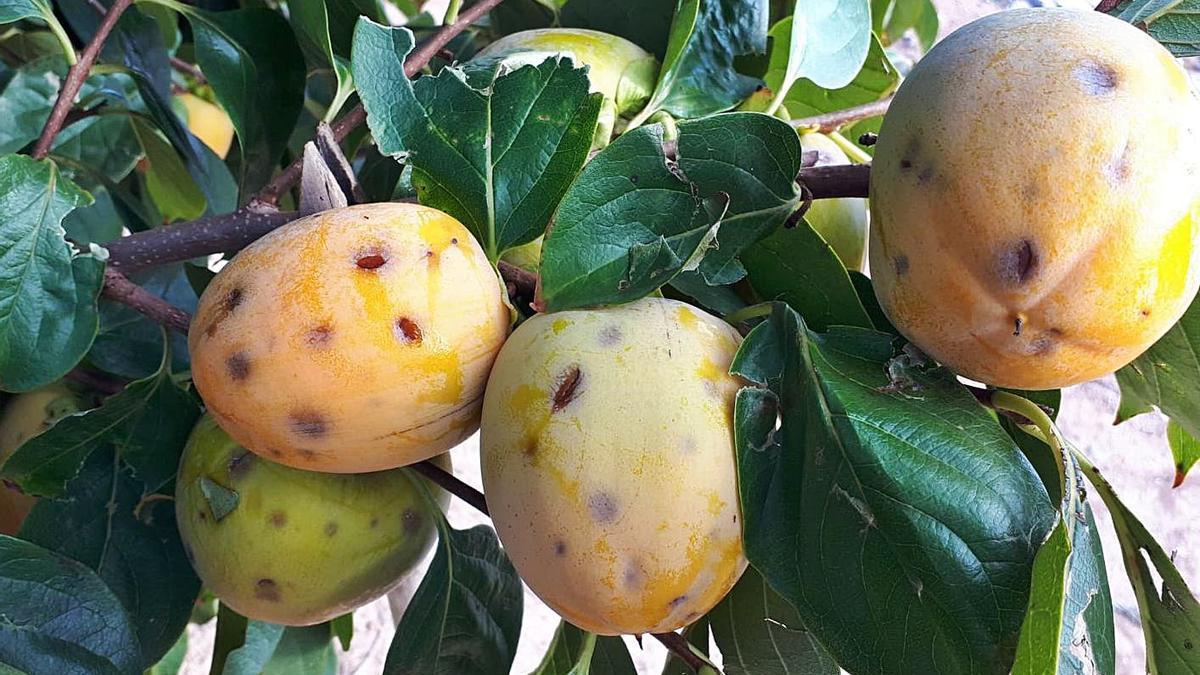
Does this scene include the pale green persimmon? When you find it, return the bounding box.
[870,8,1200,389]
[481,297,746,635]
[176,416,449,626]
[800,133,868,271]
[0,382,80,535]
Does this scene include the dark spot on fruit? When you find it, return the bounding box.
[521,435,539,457]
[996,239,1039,285]
[668,595,689,609]
[894,255,909,276]
[598,325,622,347]
[395,317,423,345]
[917,166,934,184]
[1075,60,1120,95]
[306,324,333,347]
[900,158,913,170]
[298,448,319,461]
[425,250,435,258]
[450,238,459,245]
[1013,316,1024,336]
[622,562,643,589]
[587,492,618,523]
[224,287,244,313]
[255,579,281,602]
[325,522,339,537]
[289,410,328,438]
[266,447,285,459]
[198,510,208,522]
[732,513,738,523]
[1141,308,1152,317]
[685,611,700,621]
[226,352,251,381]
[355,251,387,269]
[1029,328,1063,355]
[228,451,255,479]
[1108,143,1133,183]
[553,540,567,556]
[369,516,379,529]
[552,365,583,413]
[401,508,422,535]
[268,511,287,527]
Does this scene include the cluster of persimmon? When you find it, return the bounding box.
[2,8,1196,637]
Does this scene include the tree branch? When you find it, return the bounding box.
[32,0,134,159]
[101,269,191,334]
[797,163,870,199]
[653,632,708,672]
[789,97,892,134]
[170,56,206,84]
[106,207,297,272]
[409,460,490,516]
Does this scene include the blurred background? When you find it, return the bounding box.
[177,0,1200,672]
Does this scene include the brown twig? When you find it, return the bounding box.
[101,269,192,334]
[106,207,297,272]
[410,460,490,516]
[789,97,893,134]
[653,632,707,672]
[497,260,537,306]
[170,56,206,84]
[32,0,134,159]
[66,368,128,397]
[797,163,870,199]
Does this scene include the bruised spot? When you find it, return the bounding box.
[917,166,934,184]
[268,511,287,527]
[552,365,583,413]
[622,562,643,590]
[226,352,251,381]
[1141,308,1152,317]
[553,540,567,556]
[899,158,913,170]
[228,451,255,479]
[255,579,281,602]
[996,239,1039,285]
[324,522,339,537]
[598,325,622,347]
[894,255,909,276]
[450,238,459,245]
[289,410,328,438]
[395,317,423,345]
[587,492,619,523]
[668,595,689,610]
[306,324,333,347]
[401,508,422,535]
[1075,60,1120,95]
[1029,328,1063,355]
[1108,142,1134,183]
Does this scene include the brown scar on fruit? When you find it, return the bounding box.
[226,352,251,380]
[668,595,689,609]
[587,492,619,523]
[268,510,288,527]
[401,508,422,534]
[205,286,245,336]
[551,365,583,413]
[622,562,643,589]
[354,248,388,270]
[395,317,423,345]
[553,540,567,556]
[228,451,255,479]
[894,255,910,276]
[289,410,328,438]
[1074,60,1120,95]
[306,324,333,347]
[996,239,1039,285]
[255,578,281,602]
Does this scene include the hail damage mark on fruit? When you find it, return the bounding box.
[354,249,388,270]
[1075,59,1120,95]
[894,255,910,276]
[997,239,1039,285]
[668,594,689,609]
[1029,328,1063,355]
[552,365,584,413]
[268,510,288,527]
[325,522,339,537]
[395,317,423,345]
[587,492,619,523]
[553,540,567,556]
[622,562,643,589]
[401,508,422,534]
[289,410,328,438]
[228,451,255,479]
[255,578,281,602]
[306,324,333,347]
[226,352,251,381]
[205,286,245,336]
[598,324,622,346]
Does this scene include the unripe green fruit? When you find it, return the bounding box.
[481,297,746,635]
[176,416,449,626]
[0,382,80,535]
[799,133,868,271]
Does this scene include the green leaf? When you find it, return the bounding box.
[633,0,766,121]
[1115,295,1200,438]
[531,622,637,675]
[288,0,355,121]
[260,625,336,675]
[50,116,142,193]
[385,480,523,675]
[20,448,201,669]
[1167,420,1200,487]
[539,124,726,311]
[0,57,64,154]
[0,154,103,393]
[741,221,872,331]
[0,535,142,674]
[1082,456,1200,673]
[1108,0,1200,57]
[559,0,676,58]
[351,19,602,259]
[781,35,899,119]
[668,269,748,317]
[132,117,207,221]
[676,112,804,285]
[0,0,72,64]
[762,0,871,113]
[330,614,353,651]
[872,0,939,50]
[223,621,285,675]
[143,2,307,196]
[2,352,200,496]
[708,567,837,675]
[146,631,187,675]
[89,264,198,379]
[733,305,1056,675]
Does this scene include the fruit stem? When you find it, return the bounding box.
[653,631,709,672]
[724,303,774,327]
[409,460,489,516]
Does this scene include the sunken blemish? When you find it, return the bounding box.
[355,250,388,270]
[223,287,244,313]
[395,317,423,345]
[306,324,333,347]
[1074,60,1120,95]
[289,410,328,438]
[553,540,567,556]
[587,492,618,523]
[1141,308,1152,317]
[894,255,909,276]
[255,579,281,602]
[996,239,1039,285]
[228,451,255,479]
[226,352,251,381]
[668,595,689,610]
[1029,328,1063,355]
[552,365,583,413]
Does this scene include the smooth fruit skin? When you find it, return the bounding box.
[189,203,509,473]
[176,93,234,159]
[0,383,79,535]
[869,8,1200,390]
[176,416,448,626]
[799,133,868,271]
[481,297,746,635]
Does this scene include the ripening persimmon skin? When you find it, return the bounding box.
[481,297,746,635]
[176,93,234,159]
[0,383,79,535]
[870,8,1200,390]
[189,203,510,473]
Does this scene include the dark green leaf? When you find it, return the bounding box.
[677,112,804,284]
[708,567,837,675]
[1083,457,1200,673]
[20,448,201,668]
[132,117,206,221]
[146,631,187,675]
[3,353,200,496]
[531,621,637,675]
[89,264,198,379]
[330,614,353,651]
[491,0,558,35]
[782,35,898,118]
[872,0,939,50]
[1115,295,1200,440]
[51,116,142,195]
[0,154,103,392]
[848,271,896,335]
[0,57,63,154]
[667,270,748,317]
[289,0,354,120]
[1108,0,1200,57]
[539,124,725,310]
[1167,420,1200,487]
[352,19,602,258]
[733,305,1056,674]
[324,0,386,57]
[560,0,676,58]
[386,482,523,675]
[0,535,141,674]
[260,624,336,675]
[741,221,872,331]
[0,0,56,25]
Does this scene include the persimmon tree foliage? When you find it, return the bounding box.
[0,0,1197,674]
